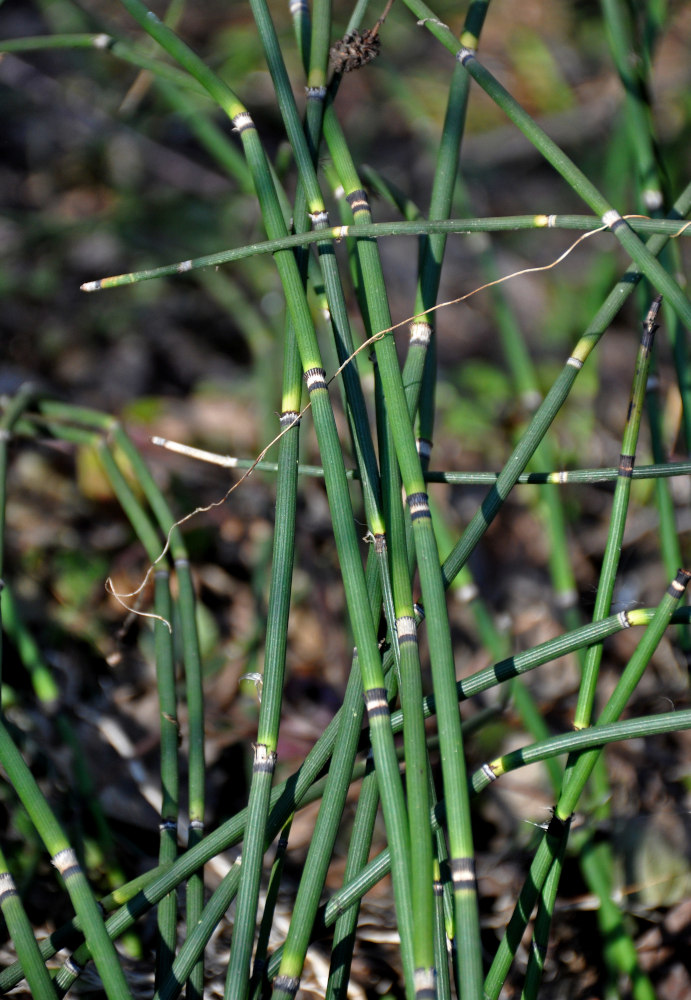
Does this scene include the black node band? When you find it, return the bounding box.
[641,326,656,350]
[449,856,476,887]
[365,686,390,718]
[303,367,328,392]
[396,616,417,644]
[668,569,691,596]
[232,112,254,133]
[253,744,277,773]
[414,972,436,1000]
[407,491,431,520]
[456,47,475,66]
[618,454,634,477]
[273,975,300,997]
[346,188,370,214]
[0,874,17,905]
[546,813,570,838]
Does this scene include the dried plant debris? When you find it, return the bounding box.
[330,27,382,73]
[330,0,394,72]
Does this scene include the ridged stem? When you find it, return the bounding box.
[0,721,134,999]
[484,569,691,998]
[573,296,660,729]
[79,215,691,290]
[440,179,691,590]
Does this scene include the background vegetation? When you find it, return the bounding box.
[1,0,690,998]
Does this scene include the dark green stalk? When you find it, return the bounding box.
[0,721,134,1000]
[600,0,663,211]
[0,845,58,997]
[224,106,312,993]
[269,539,410,1000]
[433,857,452,1000]
[224,331,302,998]
[484,569,691,999]
[392,20,503,879]
[158,611,377,1000]
[153,569,179,990]
[376,361,435,990]
[573,296,661,729]
[6,688,691,995]
[562,569,691,817]
[114,27,404,972]
[323,753,381,1000]
[254,0,385,540]
[173,573,204,995]
[469,708,691,794]
[247,0,324,212]
[188,8,415,996]
[316,705,691,936]
[324,100,484,998]
[93,441,179,986]
[606,0,691,659]
[227,3,347,980]
[99,416,205,995]
[216,25,308,960]
[402,1,490,420]
[451,48,691,328]
[521,828,568,1000]
[250,814,293,996]
[646,369,689,647]
[248,2,414,991]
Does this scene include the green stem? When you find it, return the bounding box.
[79,215,691,291]
[0,721,134,1000]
